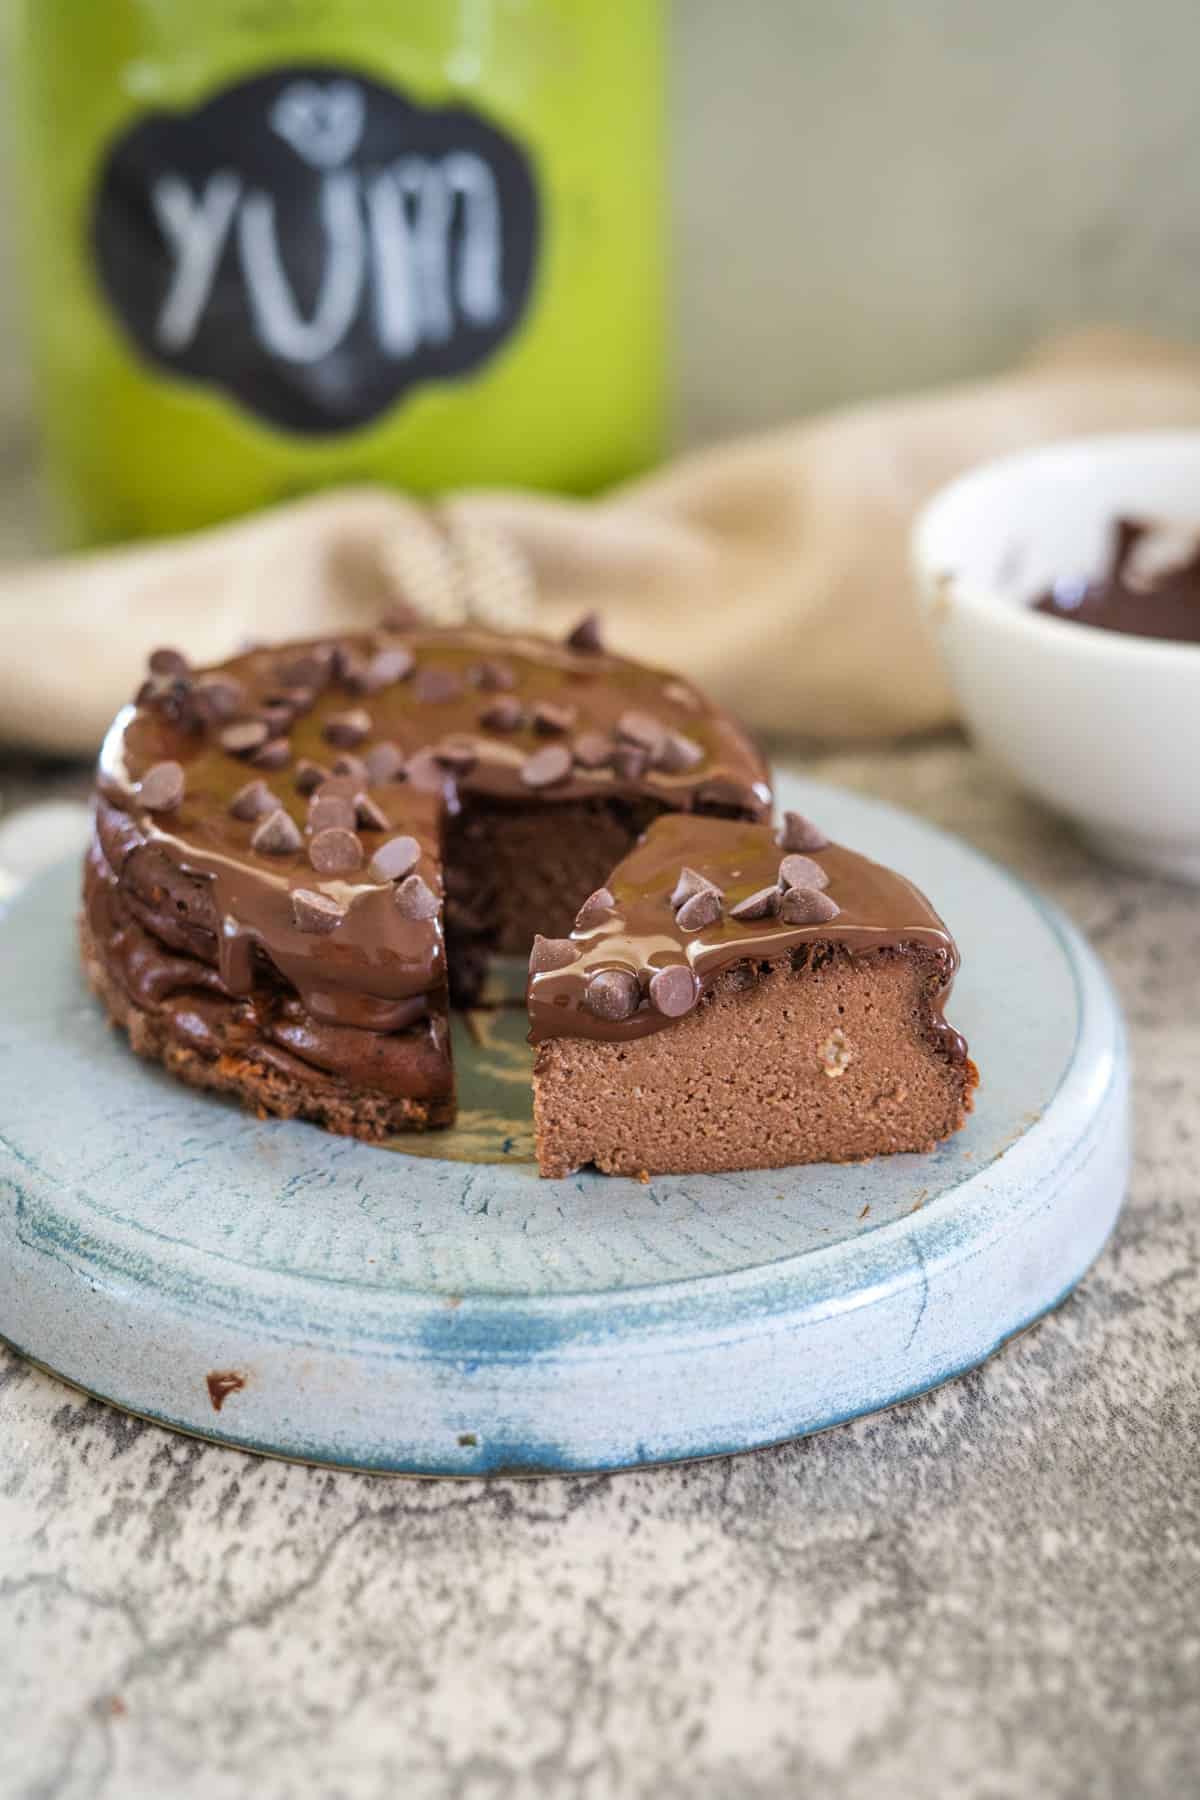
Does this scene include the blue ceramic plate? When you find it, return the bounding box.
[0,777,1128,1473]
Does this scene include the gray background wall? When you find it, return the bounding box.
[675,0,1200,438]
[2,1,1198,473]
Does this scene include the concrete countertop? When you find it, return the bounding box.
[1,740,1196,1800]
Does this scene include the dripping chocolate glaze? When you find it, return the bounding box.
[97,726,445,1033]
[96,627,770,1034]
[83,842,452,1101]
[1033,517,1200,643]
[527,814,967,1061]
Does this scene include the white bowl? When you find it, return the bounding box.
[913,430,1200,882]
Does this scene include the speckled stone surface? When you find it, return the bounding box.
[1,742,1197,1800]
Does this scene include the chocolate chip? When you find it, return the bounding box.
[139,673,198,730]
[406,750,454,794]
[251,808,302,856]
[192,676,244,723]
[575,887,615,929]
[413,666,463,704]
[335,648,371,693]
[229,778,277,821]
[364,646,415,690]
[669,866,723,910]
[355,795,390,832]
[250,737,291,770]
[323,708,371,748]
[675,888,723,932]
[283,687,318,718]
[315,773,364,798]
[565,612,604,653]
[529,935,580,974]
[278,649,334,691]
[656,731,704,774]
[395,873,438,920]
[219,719,270,757]
[649,964,699,1018]
[332,752,369,783]
[616,710,667,756]
[436,737,478,773]
[778,852,829,892]
[256,703,294,739]
[778,811,831,854]
[148,647,189,677]
[534,700,576,735]
[473,660,517,692]
[264,685,315,717]
[520,744,572,788]
[294,759,331,795]
[572,732,612,769]
[368,834,421,883]
[139,760,185,812]
[585,968,641,1021]
[290,888,345,935]
[308,794,357,833]
[779,886,841,925]
[480,696,525,732]
[730,885,780,922]
[611,745,649,782]
[309,826,364,874]
[364,740,406,785]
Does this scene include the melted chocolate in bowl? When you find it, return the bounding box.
[1034,518,1200,644]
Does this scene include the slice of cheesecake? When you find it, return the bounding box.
[527,811,977,1179]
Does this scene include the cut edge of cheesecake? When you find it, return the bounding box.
[531,943,977,1179]
[527,811,977,1179]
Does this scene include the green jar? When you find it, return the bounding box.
[9,1,666,544]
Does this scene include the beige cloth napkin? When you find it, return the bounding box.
[6,327,1200,757]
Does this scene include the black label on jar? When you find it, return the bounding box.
[91,67,540,434]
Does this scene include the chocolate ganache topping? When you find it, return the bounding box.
[1034,517,1200,643]
[527,812,967,1059]
[93,623,771,1039]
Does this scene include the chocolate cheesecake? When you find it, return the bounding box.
[528,811,977,1178]
[82,621,770,1140]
